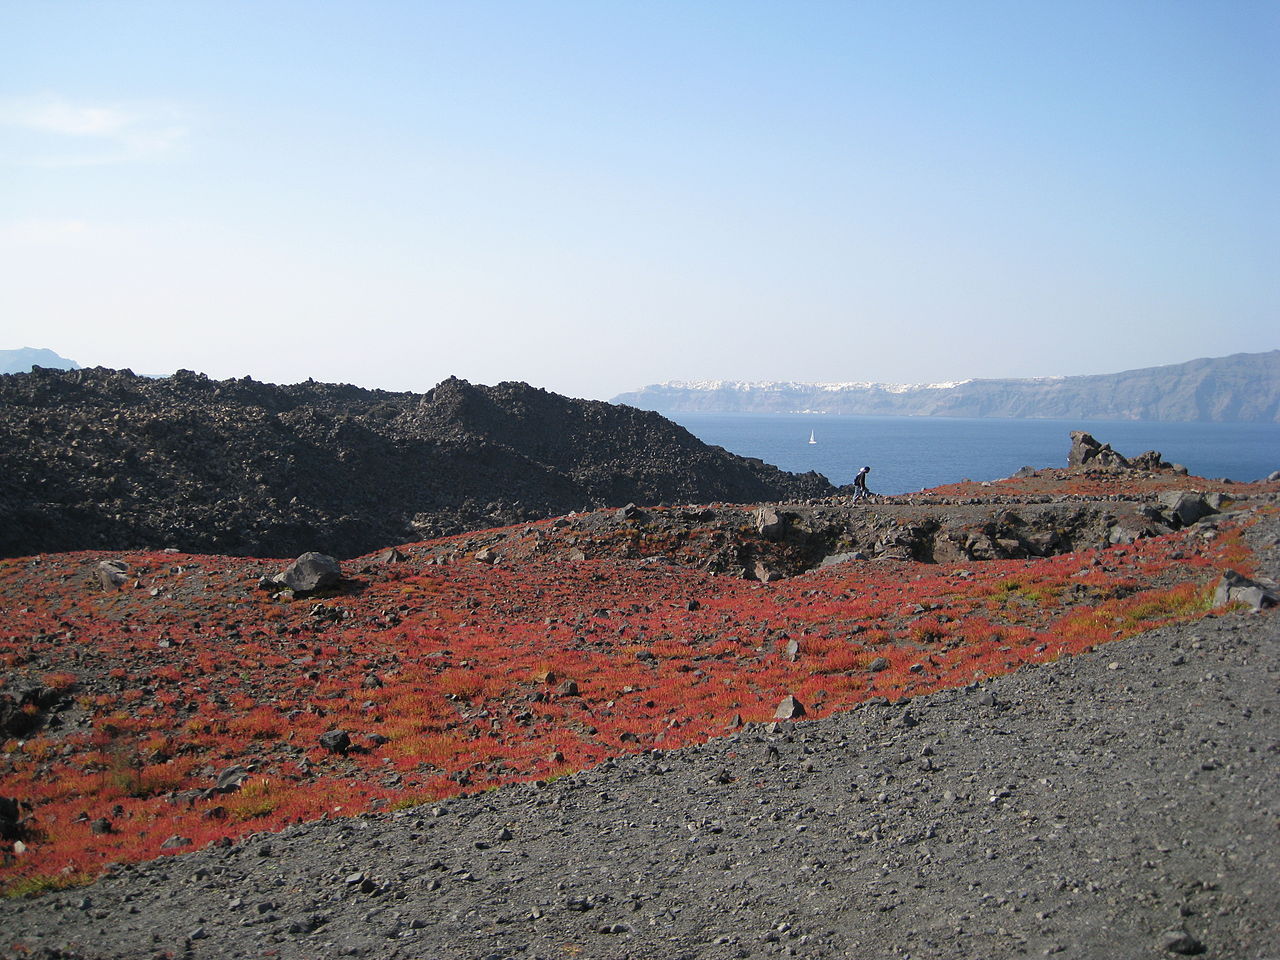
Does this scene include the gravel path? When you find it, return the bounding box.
[7,516,1278,960]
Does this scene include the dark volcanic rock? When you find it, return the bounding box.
[0,368,836,559]
[1067,431,1130,469]
[0,796,21,840]
[318,730,351,755]
[274,552,342,593]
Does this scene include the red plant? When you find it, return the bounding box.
[0,493,1266,896]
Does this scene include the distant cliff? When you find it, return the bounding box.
[613,351,1280,423]
[0,347,80,374]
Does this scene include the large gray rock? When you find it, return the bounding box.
[1158,927,1205,955]
[1157,491,1216,527]
[95,559,130,591]
[275,552,341,593]
[214,765,251,793]
[616,503,644,521]
[1213,570,1278,612]
[755,506,789,540]
[774,695,806,719]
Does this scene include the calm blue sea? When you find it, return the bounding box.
[669,413,1280,495]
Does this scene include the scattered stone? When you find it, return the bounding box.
[1130,449,1172,471]
[819,552,862,568]
[753,559,782,583]
[214,765,250,792]
[755,506,789,539]
[0,796,21,840]
[1213,569,1278,611]
[1158,491,1216,527]
[274,553,342,593]
[867,657,889,673]
[775,695,806,719]
[1159,927,1205,955]
[319,730,351,754]
[95,559,130,591]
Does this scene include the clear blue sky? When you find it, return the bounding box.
[2,1,1276,400]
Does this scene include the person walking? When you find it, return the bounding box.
[852,465,871,502]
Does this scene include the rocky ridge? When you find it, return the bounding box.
[0,367,834,560]
[420,431,1253,584]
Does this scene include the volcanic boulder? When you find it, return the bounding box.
[1213,570,1278,611]
[274,553,342,593]
[1158,491,1217,528]
[1067,431,1129,469]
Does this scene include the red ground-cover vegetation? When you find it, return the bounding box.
[0,478,1267,897]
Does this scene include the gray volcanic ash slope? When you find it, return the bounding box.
[0,367,834,560]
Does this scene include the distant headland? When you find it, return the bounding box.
[0,347,80,375]
[613,350,1280,423]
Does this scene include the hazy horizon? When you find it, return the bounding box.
[5,345,1276,402]
[4,2,1276,401]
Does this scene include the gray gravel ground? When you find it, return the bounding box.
[7,514,1279,960]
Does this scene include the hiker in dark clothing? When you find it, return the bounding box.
[852,465,871,502]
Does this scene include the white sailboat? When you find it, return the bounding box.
[808,430,817,445]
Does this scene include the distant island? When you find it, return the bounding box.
[612,351,1280,423]
[0,347,80,375]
